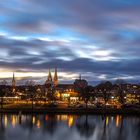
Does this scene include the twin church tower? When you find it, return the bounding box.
[45,68,58,86]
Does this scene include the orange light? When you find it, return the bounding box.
[32,116,36,124]
[61,115,68,121]
[12,115,16,128]
[68,116,74,128]
[116,115,120,127]
[36,120,41,129]
[45,115,49,121]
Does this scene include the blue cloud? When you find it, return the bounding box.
[0,0,140,84]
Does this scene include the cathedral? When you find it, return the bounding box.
[45,68,58,86]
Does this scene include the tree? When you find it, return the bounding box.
[0,80,7,109]
[45,83,54,101]
[74,78,88,100]
[97,81,112,106]
[25,80,36,109]
[83,86,93,108]
[116,84,125,105]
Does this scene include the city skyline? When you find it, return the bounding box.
[0,69,79,85]
[0,69,138,86]
[0,0,140,84]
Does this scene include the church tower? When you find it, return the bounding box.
[47,68,52,82]
[54,68,58,86]
[12,73,16,93]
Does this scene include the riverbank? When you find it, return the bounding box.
[0,108,140,115]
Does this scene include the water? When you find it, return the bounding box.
[0,114,139,140]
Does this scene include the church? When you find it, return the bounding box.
[44,68,79,102]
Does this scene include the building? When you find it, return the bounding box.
[54,84,79,102]
[44,68,79,102]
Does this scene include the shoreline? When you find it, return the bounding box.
[0,108,140,115]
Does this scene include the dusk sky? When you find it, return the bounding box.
[0,0,140,85]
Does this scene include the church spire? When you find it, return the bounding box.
[12,73,16,86]
[54,68,58,86]
[12,72,16,93]
[47,68,52,81]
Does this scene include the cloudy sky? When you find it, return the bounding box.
[0,0,140,85]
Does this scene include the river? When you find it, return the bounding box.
[0,114,139,140]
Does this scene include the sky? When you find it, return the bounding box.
[0,0,140,85]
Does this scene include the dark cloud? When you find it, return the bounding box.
[0,56,139,74]
[0,0,140,84]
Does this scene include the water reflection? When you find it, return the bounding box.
[32,116,35,124]
[76,115,95,138]
[4,115,7,128]
[68,115,74,128]
[12,115,17,128]
[36,120,41,129]
[0,114,139,140]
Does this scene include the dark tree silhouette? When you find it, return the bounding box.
[0,80,8,109]
[117,84,125,105]
[45,83,55,101]
[83,86,93,108]
[25,80,36,110]
[97,81,112,107]
[74,78,88,99]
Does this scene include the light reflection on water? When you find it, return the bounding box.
[0,114,140,140]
